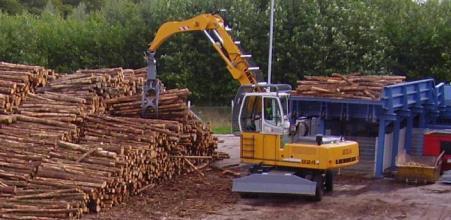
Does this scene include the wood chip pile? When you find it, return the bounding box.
[0,62,57,114]
[0,63,218,219]
[295,73,406,100]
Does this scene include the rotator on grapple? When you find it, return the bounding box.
[141,52,160,118]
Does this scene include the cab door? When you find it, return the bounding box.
[238,95,262,132]
[262,97,284,134]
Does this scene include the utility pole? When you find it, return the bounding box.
[267,0,275,84]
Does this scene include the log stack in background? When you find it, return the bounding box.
[105,81,216,157]
[133,67,147,79]
[37,67,145,113]
[0,62,219,219]
[0,62,56,114]
[295,73,406,100]
[107,88,190,121]
[15,92,89,124]
[75,68,144,98]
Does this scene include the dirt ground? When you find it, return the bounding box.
[83,135,451,220]
[84,169,238,220]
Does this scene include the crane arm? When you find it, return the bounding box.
[142,13,263,117]
[148,14,217,52]
[147,13,262,85]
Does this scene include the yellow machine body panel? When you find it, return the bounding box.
[241,132,359,170]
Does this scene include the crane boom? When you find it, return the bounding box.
[142,13,263,116]
[148,13,262,85]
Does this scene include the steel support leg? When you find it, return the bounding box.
[375,119,386,177]
[319,119,326,135]
[391,118,401,168]
[405,114,413,154]
[418,112,426,128]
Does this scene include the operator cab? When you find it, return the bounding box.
[232,84,291,135]
[238,92,290,134]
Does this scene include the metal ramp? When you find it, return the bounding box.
[232,172,316,195]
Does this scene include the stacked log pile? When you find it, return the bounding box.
[75,68,144,98]
[0,62,56,113]
[178,111,217,156]
[0,113,216,218]
[123,68,145,95]
[15,92,89,124]
[36,115,178,213]
[37,67,144,113]
[0,114,79,144]
[107,88,190,121]
[133,67,147,79]
[295,73,406,100]
[105,84,217,156]
[32,115,214,213]
[0,64,219,219]
[0,189,88,219]
[80,116,181,202]
[0,114,85,219]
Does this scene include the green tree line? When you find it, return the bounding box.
[0,0,450,104]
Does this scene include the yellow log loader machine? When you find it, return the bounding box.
[142,12,359,201]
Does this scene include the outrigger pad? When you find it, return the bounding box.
[232,172,317,196]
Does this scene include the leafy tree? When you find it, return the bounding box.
[19,0,47,14]
[0,0,449,104]
[0,0,24,14]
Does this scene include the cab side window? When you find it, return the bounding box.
[263,97,281,126]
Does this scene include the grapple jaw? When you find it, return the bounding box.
[141,51,161,118]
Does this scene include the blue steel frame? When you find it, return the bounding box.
[435,83,451,121]
[289,79,449,177]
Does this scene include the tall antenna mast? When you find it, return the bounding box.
[267,0,275,84]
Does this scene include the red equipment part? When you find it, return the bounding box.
[423,130,451,171]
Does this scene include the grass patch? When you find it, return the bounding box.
[212,126,232,134]
[191,106,232,134]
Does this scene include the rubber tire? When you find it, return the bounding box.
[312,175,324,202]
[325,171,333,193]
[248,166,257,174]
